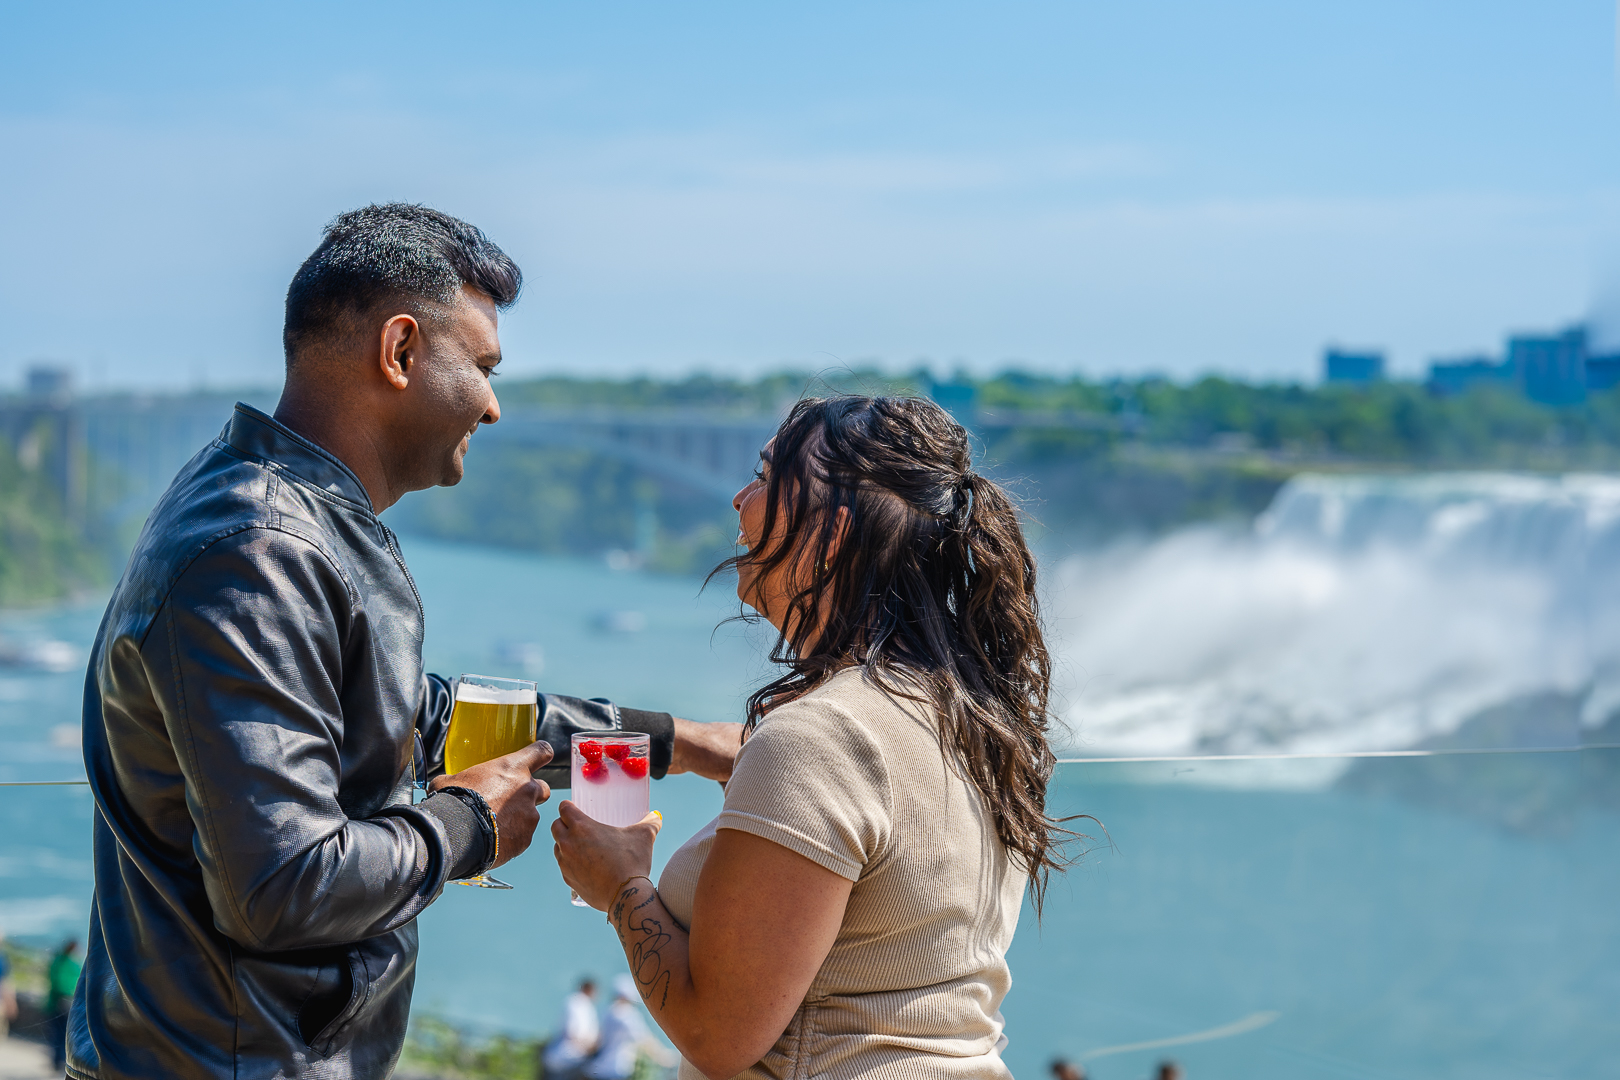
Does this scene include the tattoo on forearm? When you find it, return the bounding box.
[613,884,674,1010]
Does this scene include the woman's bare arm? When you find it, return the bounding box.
[552,803,852,1079]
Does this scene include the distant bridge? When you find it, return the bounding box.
[477,407,780,503]
[0,389,1134,527]
[0,393,783,524]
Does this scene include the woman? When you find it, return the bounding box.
[553,394,1068,1079]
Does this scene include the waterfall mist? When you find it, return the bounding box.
[1051,473,1620,764]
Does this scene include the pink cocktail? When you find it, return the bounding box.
[569,733,651,905]
[571,733,652,824]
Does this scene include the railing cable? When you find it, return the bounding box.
[0,779,91,786]
[4,742,1617,788]
[1055,743,1620,764]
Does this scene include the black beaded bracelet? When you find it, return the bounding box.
[435,785,499,875]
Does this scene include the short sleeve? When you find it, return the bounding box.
[715,691,893,881]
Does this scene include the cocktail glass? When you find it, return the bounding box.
[569,732,651,906]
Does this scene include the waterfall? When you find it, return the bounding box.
[1053,472,1620,760]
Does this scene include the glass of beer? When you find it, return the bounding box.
[445,673,539,890]
[568,732,651,906]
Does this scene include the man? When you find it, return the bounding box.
[0,931,15,1041]
[71,204,740,1080]
[543,977,599,1080]
[47,939,82,1073]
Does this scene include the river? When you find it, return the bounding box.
[2,474,1617,1078]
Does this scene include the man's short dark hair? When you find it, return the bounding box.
[283,203,522,364]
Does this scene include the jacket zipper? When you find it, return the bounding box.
[379,524,425,620]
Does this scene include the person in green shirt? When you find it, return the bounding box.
[46,939,81,1073]
[0,932,17,1040]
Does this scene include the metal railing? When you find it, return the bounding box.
[3,748,1617,1077]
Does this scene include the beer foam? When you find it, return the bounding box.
[455,683,538,705]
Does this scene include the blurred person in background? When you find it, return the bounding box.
[555,395,1073,1079]
[583,975,669,1080]
[47,938,81,1072]
[543,977,599,1080]
[0,931,16,1040]
[1156,1061,1183,1080]
[71,204,741,1080]
[1049,1060,1085,1080]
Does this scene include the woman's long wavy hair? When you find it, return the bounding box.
[712,394,1073,914]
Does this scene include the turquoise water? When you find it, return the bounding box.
[2,537,1616,1078]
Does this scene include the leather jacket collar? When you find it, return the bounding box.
[224,403,374,511]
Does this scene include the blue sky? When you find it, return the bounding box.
[2,0,1617,389]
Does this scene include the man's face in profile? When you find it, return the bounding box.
[403,284,503,490]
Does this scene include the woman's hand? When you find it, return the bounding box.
[552,802,664,910]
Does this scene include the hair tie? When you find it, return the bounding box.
[951,473,976,520]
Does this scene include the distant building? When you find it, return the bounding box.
[1509,327,1587,406]
[1427,356,1515,398]
[1425,324,1620,404]
[25,366,74,401]
[1323,349,1385,384]
[1586,351,1620,392]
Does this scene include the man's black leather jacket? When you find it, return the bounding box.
[70,405,673,1080]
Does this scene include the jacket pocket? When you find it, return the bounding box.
[298,948,368,1052]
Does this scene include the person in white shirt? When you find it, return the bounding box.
[543,978,599,1079]
[585,976,660,1080]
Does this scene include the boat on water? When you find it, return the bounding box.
[0,636,78,673]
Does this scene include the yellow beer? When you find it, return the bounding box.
[444,678,539,774]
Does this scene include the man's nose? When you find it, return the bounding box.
[483,385,501,425]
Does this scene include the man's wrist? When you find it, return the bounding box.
[421,788,496,878]
[617,708,673,778]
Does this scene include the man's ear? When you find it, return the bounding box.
[378,314,420,390]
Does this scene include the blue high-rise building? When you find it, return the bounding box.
[1586,351,1620,392]
[1324,349,1385,384]
[1509,327,1587,406]
[1426,324,1620,404]
[1427,356,1516,397]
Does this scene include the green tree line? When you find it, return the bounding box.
[396,371,1620,566]
[0,436,104,607]
[8,370,1620,604]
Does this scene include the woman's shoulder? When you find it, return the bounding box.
[766,665,929,734]
[748,669,943,780]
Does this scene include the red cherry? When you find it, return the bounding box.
[578,740,604,764]
[604,743,630,762]
[581,761,609,783]
[620,757,649,780]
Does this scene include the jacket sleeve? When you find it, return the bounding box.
[534,697,672,790]
[414,672,455,780]
[145,527,459,952]
[419,677,673,789]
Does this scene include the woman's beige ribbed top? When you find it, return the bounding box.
[658,666,1026,1080]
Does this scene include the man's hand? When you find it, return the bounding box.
[430,741,553,868]
[668,718,743,782]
